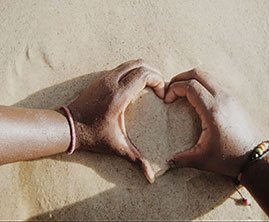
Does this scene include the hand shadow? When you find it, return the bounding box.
[14,71,235,221]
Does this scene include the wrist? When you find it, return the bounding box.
[66,104,96,151]
[236,142,269,214]
[236,141,269,184]
[224,140,267,179]
[227,153,250,179]
[241,154,269,186]
[74,119,98,151]
[56,107,80,154]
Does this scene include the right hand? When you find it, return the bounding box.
[165,68,264,179]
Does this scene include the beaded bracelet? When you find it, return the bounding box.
[60,106,77,155]
[234,141,269,206]
[237,141,269,183]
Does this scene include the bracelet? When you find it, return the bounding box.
[234,141,269,206]
[236,141,269,184]
[60,106,76,155]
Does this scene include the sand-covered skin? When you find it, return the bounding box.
[0,0,269,220]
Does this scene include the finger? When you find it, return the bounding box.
[126,139,155,184]
[138,157,156,184]
[108,121,155,183]
[110,59,146,81]
[165,80,213,169]
[168,144,203,169]
[165,80,214,124]
[111,135,155,183]
[119,66,165,101]
[169,68,221,96]
[168,130,210,169]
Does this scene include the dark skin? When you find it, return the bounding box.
[0,61,268,215]
[67,59,165,183]
[0,59,165,183]
[241,156,269,215]
[165,68,269,215]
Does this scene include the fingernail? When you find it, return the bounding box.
[164,97,172,104]
[142,158,155,184]
[159,90,165,99]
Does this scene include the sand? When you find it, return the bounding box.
[125,89,201,177]
[0,0,269,220]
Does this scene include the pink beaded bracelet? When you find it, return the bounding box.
[60,106,76,155]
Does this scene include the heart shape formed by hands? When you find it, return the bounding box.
[66,59,262,184]
[125,89,201,179]
[66,60,208,183]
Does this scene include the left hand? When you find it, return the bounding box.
[164,68,263,179]
[68,59,165,183]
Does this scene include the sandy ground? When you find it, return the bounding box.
[0,0,269,220]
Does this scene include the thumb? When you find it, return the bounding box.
[111,133,156,183]
[125,138,156,184]
[110,115,156,183]
[137,157,155,184]
[168,144,203,169]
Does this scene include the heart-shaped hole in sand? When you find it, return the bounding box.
[125,89,202,178]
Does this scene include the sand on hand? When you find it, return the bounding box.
[0,0,268,220]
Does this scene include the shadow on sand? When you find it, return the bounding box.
[14,71,234,220]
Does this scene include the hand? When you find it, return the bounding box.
[165,68,264,179]
[67,59,165,183]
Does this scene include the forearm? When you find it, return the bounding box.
[0,105,70,164]
[241,155,269,215]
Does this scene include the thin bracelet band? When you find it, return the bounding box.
[60,106,76,155]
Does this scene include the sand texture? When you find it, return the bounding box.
[0,0,269,220]
[125,90,201,177]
